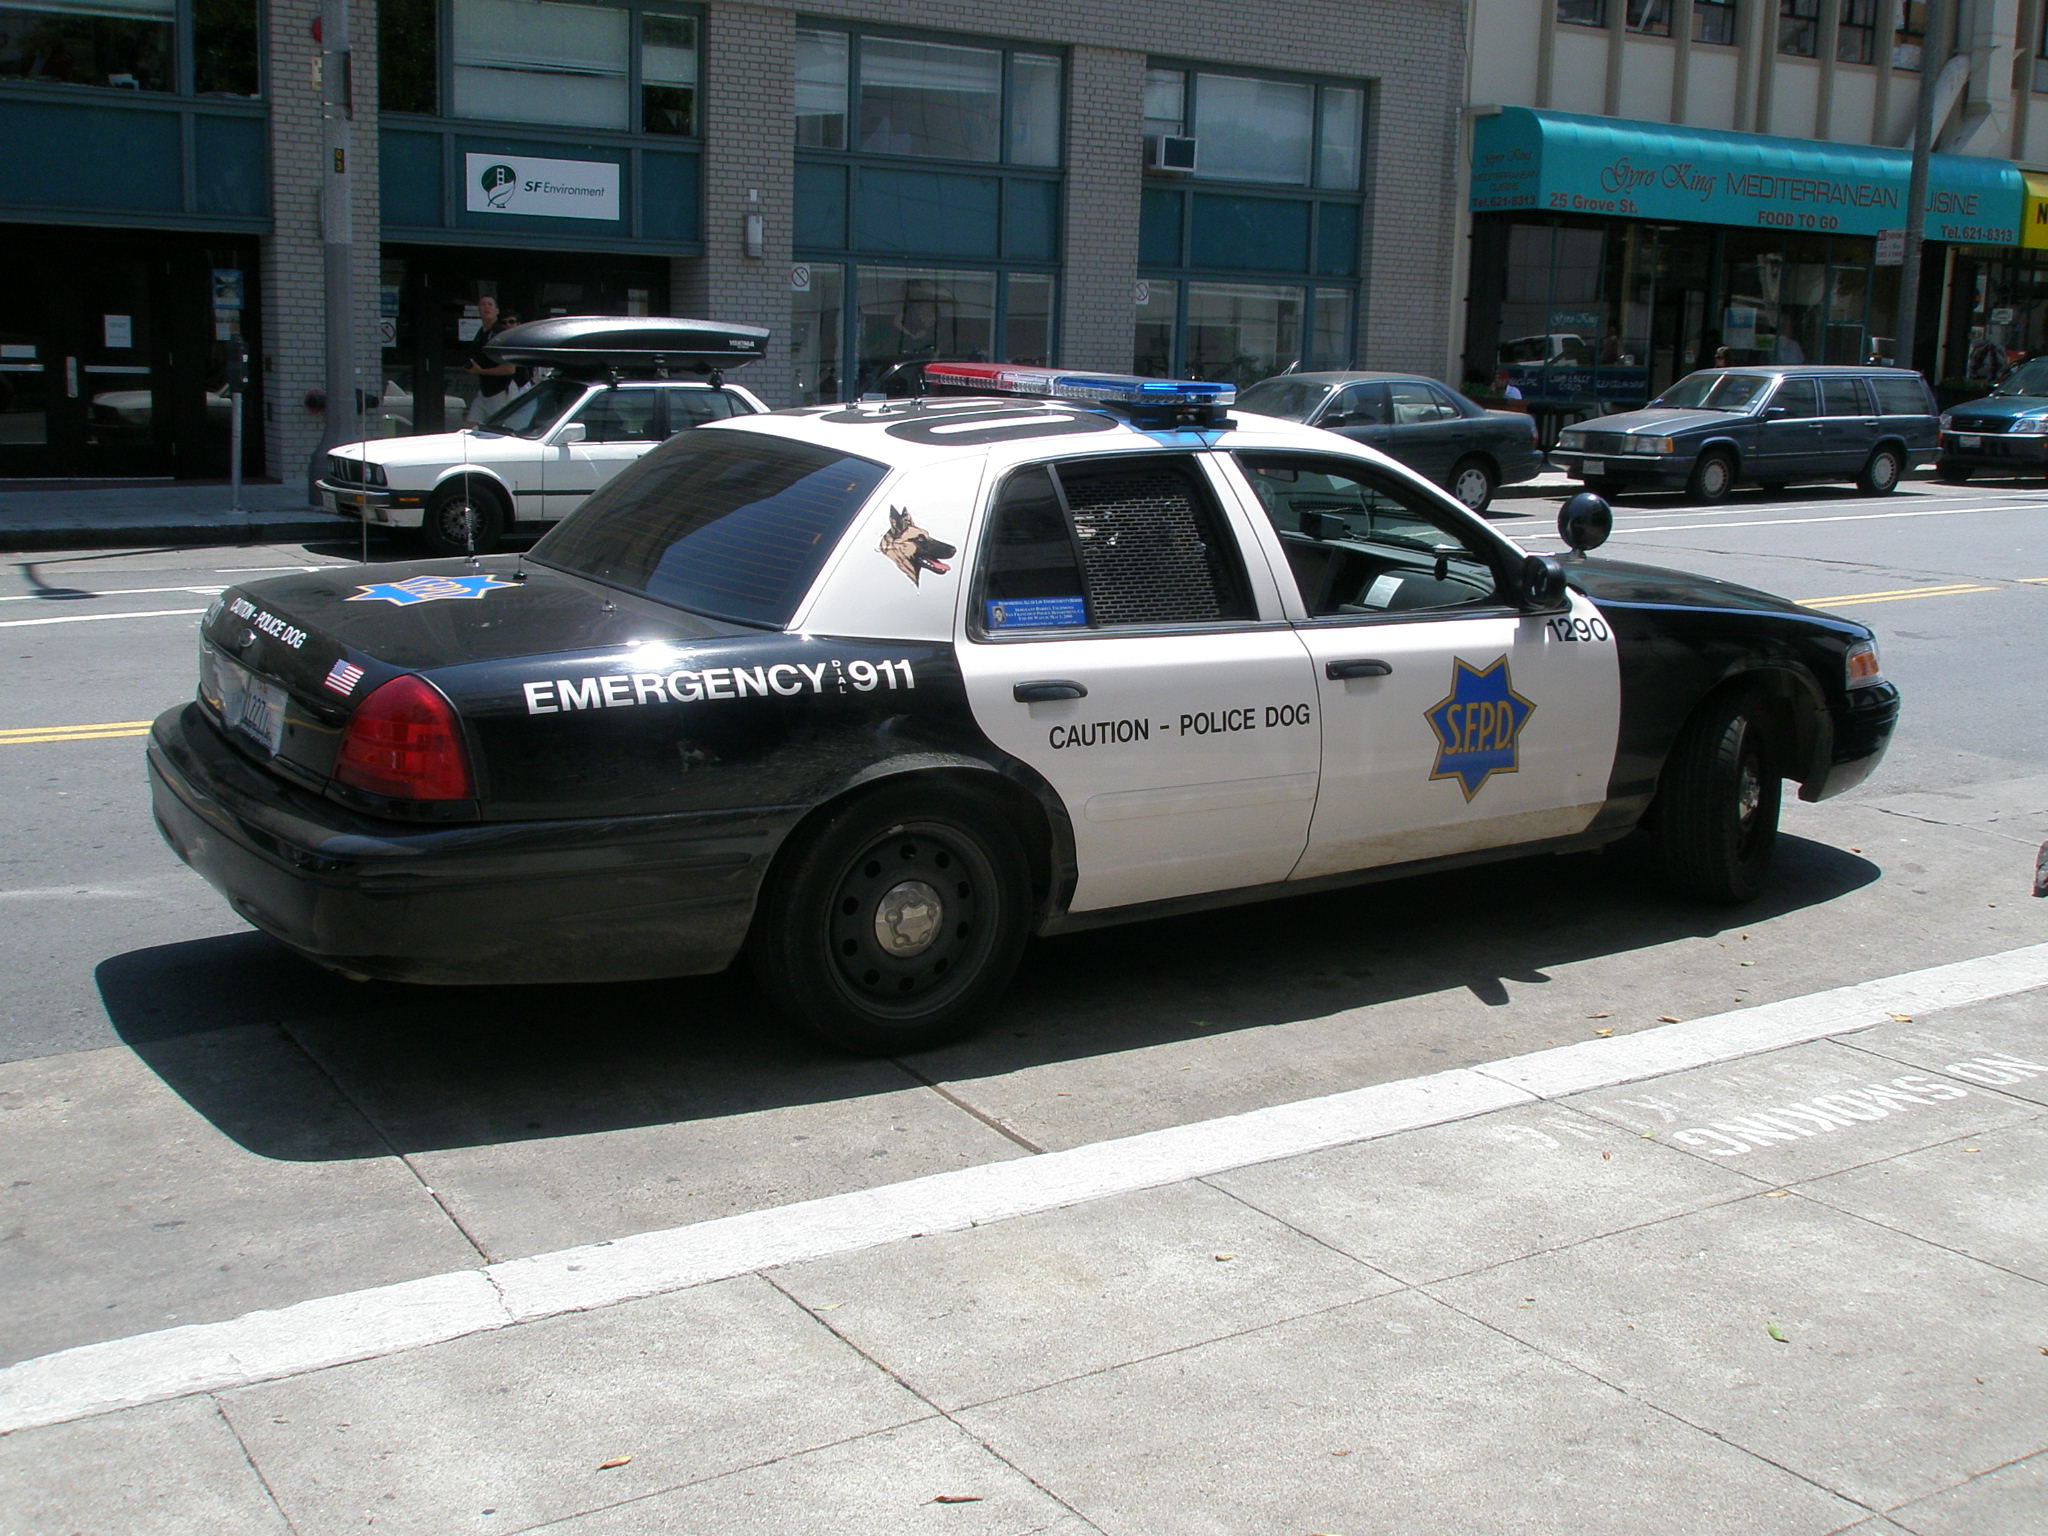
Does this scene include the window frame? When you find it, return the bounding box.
[1143,59,1365,191]
[1692,0,1738,44]
[1556,0,1607,27]
[0,0,262,99]
[1837,0,1876,62]
[1778,0,1821,56]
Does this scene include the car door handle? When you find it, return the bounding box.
[1014,679,1088,702]
[1326,659,1393,679]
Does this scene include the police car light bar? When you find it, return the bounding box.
[919,362,1234,411]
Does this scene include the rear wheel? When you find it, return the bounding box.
[1685,450,1736,503]
[1449,457,1497,513]
[748,783,1030,1055]
[1856,444,1903,495]
[1936,461,1973,484]
[1653,689,1781,903]
[421,481,508,557]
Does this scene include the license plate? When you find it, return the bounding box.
[1581,458,1606,476]
[1954,434,1979,448]
[221,660,287,754]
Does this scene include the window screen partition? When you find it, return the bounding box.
[0,0,257,95]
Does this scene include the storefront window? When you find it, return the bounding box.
[1309,290,1353,370]
[453,0,630,131]
[380,0,436,113]
[1006,272,1053,364]
[796,27,848,148]
[0,0,173,92]
[1135,279,1177,376]
[859,37,1002,160]
[1627,0,1671,36]
[1694,0,1737,44]
[1778,0,1819,56]
[639,10,694,135]
[791,263,843,403]
[1837,0,1875,62]
[855,266,995,394]
[1185,282,1300,385]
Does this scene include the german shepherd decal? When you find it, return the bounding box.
[878,505,956,586]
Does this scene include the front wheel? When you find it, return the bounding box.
[1653,690,1781,903]
[1449,457,1497,513]
[749,784,1030,1054]
[1856,444,1903,495]
[420,481,508,557]
[1685,450,1736,503]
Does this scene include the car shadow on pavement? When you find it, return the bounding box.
[97,831,1879,1162]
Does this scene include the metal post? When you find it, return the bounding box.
[310,0,359,500]
[1896,0,1946,373]
[226,335,247,516]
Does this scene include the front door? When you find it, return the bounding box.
[1225,450,1622,880]
[541,385,666,517]
[0,247,162,477]
[955,451,1321,914]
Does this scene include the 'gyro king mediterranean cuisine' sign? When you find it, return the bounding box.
[1472,107,2021,245]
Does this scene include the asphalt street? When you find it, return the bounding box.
[1,473,2045,1533]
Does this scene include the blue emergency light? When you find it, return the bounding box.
[918,363,1234,424]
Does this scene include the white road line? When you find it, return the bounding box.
[4,939,2046,1436]
[0,585,222,603]
[0,607,207,629]
[1610,505,2020,536]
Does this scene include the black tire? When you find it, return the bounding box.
[1685,450,1736,503]
[1856,444,1903,495]
[1653,689,1781,903]
[748,783,1030,1054]
[1449,456,1497,513]
[421,480,509,557]
[1936,461,1973,484]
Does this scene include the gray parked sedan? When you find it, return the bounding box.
[1236,370,1544,511]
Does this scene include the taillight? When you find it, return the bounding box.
[335,675,473,800]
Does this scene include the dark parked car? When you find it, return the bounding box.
[1935,358,2048,481]
[1551,365,1938,502]
[1236,370,1543,511]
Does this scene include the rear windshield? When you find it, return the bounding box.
[531,429,888,627]
[1655,372,1771,411]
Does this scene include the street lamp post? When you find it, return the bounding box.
[1895,0,1947,373]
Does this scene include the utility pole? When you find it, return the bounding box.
[313,0,360,494]
[1895,0,1946,373]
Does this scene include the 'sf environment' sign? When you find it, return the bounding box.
[464,153,620,222]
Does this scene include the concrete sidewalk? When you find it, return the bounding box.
[3,953,2044,1535]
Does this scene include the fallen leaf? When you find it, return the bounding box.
[1888,1012,1913,1022]
[1766,1190,1790,1198]
[1330,1449,1352,1456]
[1594,1027,1615,1037]
[929,1494,984,1504]
[1600,1150,1612,1159]
[1740,960,1755,967]
[1657,1015,1682,1023]
[813,1302,844,1311]
[1848,847,1861,854]
[1586,1011,1611,1019]
[1766,1323,1789,1343]
[597,1456,634,1470]
[1213,1253,1237,1262]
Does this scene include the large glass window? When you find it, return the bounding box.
[1185,282,1301,386]
[799,27,1061,165]
[1893,0,1924,68]
[1310,290,1354,370]
[1193,74,1312,184]
[379,0,436,112]
[1318,85,1362,192]
[453,0,630,129]
[792,262,844,402]
[1837,0,1875,61]
[1556,0,1605,25]
[1008,51,1060,167]
[1694,0,1737,43]
[1778,0,1819,56]
[1627,0,1672,36]
[796,27,848,147]
[816,265,1053,401]
[0,0,175,92]
[639,11,696,135]
[1134,278,1177,376]
[191,0,255,95]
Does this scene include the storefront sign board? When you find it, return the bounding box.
[464,153,621,222]
[1473,108,2022,245]
[2020,173,2048,250]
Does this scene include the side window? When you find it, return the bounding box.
[975,456,1256,634]
[575,389,662,443]
[1424,382,1466,417]
[1770,378,1819,418]
[1235,452,1503,618]
[1324,382,1388,427]
[1870,376,1930,415]
[1389,380,1455,424]
[1821,378,1871,416]
[666,389,744,434]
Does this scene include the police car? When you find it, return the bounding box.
[315,317,770,558]
[150,364,1900,1054]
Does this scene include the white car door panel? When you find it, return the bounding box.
[542,386,664,515]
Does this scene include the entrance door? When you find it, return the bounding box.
[0,245,162,477]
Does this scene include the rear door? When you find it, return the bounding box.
[1752,376,1822,483]
[1816,375,1876,473]
[1384,379,1465,481]
[954,450,1322,913]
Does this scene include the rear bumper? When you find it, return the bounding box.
[148,702,787,984]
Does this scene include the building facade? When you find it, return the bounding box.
[0,0,1467,484]
[1458,0,2048,429]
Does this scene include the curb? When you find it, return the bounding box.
[0,515,360,554]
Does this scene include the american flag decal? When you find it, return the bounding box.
[324,659,366,697]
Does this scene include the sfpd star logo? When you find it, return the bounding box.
[346,574,515,606]
[1424,656,1535,801]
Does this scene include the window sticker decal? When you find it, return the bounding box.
[346,574,517,606]
[987,596,1087,630]
[878,506,956,586]
[1425,656,1534,800]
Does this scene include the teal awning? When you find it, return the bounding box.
[1472,107,2021,244]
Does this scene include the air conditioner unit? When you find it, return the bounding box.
[1144,134,1197,173]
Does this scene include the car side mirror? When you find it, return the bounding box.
[1764,405,1788,419]
[1320,411,1349,428]
[1558,491,1612,554]
[1517,553,1569,610]
[554,421,587,445]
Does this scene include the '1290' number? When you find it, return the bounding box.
[1547,615,1611,643]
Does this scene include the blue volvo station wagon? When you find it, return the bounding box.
[1552,365,1939,502]
[1936,358,2048,482]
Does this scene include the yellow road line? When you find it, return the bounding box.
[1800,583,1999,607]
[0,722,154,746]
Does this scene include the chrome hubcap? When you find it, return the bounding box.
[873,879,943,957]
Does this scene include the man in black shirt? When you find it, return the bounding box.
[463,293,518,425]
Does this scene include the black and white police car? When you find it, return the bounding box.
[151,364,1900,1053]
[315,317,770,558]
